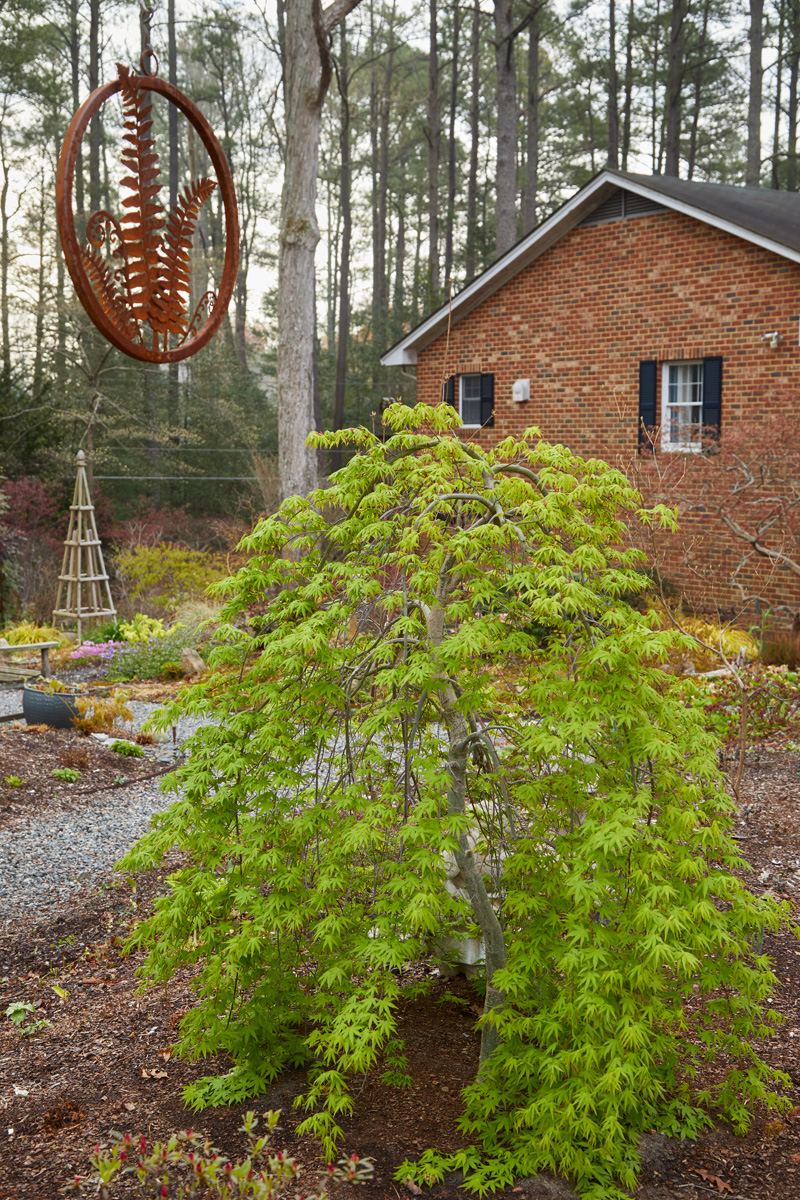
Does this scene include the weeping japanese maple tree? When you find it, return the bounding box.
[122,403,789,1200]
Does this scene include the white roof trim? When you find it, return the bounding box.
[381,170,800,367]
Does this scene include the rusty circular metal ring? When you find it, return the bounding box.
[56,73,239,364]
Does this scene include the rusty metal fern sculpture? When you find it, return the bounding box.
[82,243,139,341]
[79,63,217,352]
[150,178,216,338]
[118,63,165,325]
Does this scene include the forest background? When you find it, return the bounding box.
[0,0,788,547]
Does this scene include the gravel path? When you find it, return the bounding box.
[0,684,212,925]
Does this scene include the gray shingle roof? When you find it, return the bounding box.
[611,170,800,256]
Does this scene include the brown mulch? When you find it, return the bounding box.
[0,727,166,829]
[1,734,800,1199]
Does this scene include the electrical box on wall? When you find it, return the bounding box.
[512,378,530,403]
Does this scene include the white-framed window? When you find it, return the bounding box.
[459,374,482,427]
[661,361,703,452]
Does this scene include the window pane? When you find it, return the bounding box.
[668,365,679,405]
[461,374,481,425]
[664,361,703,448]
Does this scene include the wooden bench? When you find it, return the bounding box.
[0,640,60,680]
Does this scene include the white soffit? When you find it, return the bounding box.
[380,170,800,367]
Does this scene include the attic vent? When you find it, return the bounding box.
[580,188,667,226]
[623,190,667,216]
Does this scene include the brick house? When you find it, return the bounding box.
[380,169,800,615]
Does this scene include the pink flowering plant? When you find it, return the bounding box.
[64,1109,373,1199]
[70,640,126,662]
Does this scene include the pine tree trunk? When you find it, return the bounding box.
[332,22,351,473]
[773,0,785,188]
[494,0,518,255]
[664,0,686,176]
[444,6,460,288]
[621,0,634,168]
[67,0,85,223]
[607,0,619,167]
[413,191,423,320]
[32,171,46,404]
[465,0,480,278]
[369,1,381,335]
[788,0,800,191]
[167,0,180,446]
[54,133,67,389]
[524,7,540,234]
[428,0,441,305]
[651,0,662,173]
[278,0,363,500]
[277,0,287,74]
[392,179,406,334]
[374,2,395,361]
[326,181,337,356]
[746,0,764,185]
[0,127,10,396]
[686,0,710,180]
[88,0,102,212]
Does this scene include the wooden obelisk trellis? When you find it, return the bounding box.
[53,450,116,643]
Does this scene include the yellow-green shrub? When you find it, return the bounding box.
[2,621,68,645]
[650,604,758,673]
[119,614,168,643]
[114,543,228,615]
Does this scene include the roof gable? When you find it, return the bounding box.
[577,186,667,225]
[381,170,800,366]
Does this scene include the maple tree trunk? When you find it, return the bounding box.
[425,560,507,1069]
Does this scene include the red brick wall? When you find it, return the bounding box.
[414,210,800,617]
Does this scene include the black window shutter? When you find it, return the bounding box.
[480,373,495,427]
[702,356,722,440]
[638,360,658,450]
[443,375,456,409]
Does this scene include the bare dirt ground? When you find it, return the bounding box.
[1,733,800,1200]
[0,726,169,829]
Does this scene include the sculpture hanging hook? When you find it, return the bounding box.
[139,0,159,76]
